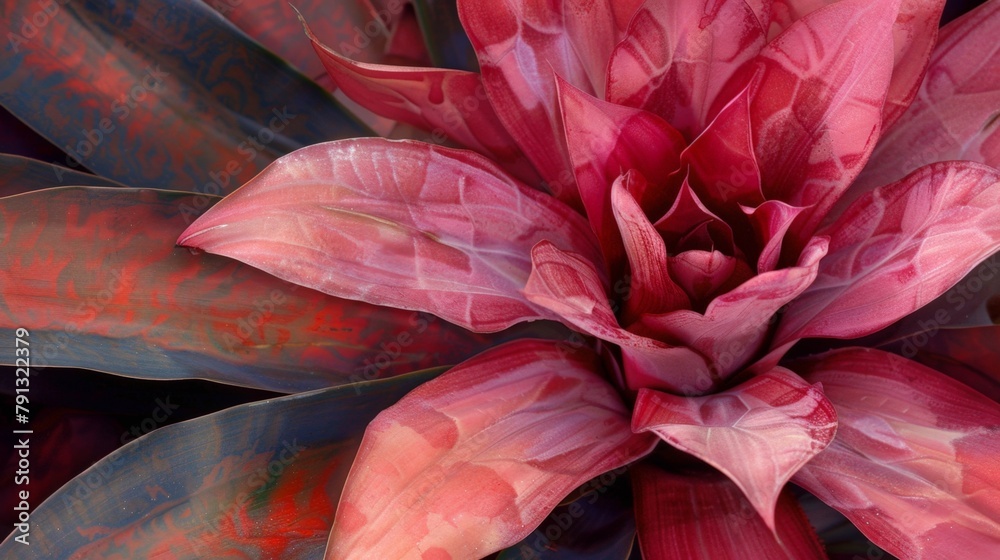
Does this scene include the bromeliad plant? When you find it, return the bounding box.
[2,0,1000,558]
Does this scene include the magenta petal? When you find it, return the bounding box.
[524,240,713,393]
[853,0,1000,194]
[793,347,1000,559]
[743,200,807,273]
[777,162,1000,343]
[631,464,828,560]
[326,339,656,559]
[638,236,827,380]
[558,78,686,271]
[750,0,899,242]
[457,0,620,207]
[606,0,767,139]
[633,368,837,529]
[178,138,601,333]
[610,175,690,324]
[304,23,539,185]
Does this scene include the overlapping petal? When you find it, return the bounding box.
[326,339,656,559]
[633,368,837,529]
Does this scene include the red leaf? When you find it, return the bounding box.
[179,139,601,333]
[792,347,1000,559]
[631,464,828,560]
[558,78,686,273]
[632,368,837,529]
[777,162,1000,343]
[457,0,622,207]
[305,21,539,184]
[326,339,656,559]
[606,0,768,140]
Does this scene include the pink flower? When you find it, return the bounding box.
[180,0,1000,558]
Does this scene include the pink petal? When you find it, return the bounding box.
[749,0,899,243]
[792,347,1000,559]
[457,0,621,207]
[637,236,828,381]
[178,138,601,333]
[610,174,690,324]
[743,200,807,273]
[768,0,945,129]
[631,464,828,560]
[326,339,657,560]
[852,0,1000,195]
[777,162,1000,343]
[894,325,1000,403]
[524,240,713,393]
[632,368,837,529]
[680,86,765,218]
[304,22,539,185]
[558,78,686,272]
[606,0,767,139]
[653,177,734,253]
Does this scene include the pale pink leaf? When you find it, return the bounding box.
[457,0,621,206]
[606,0,768,139]
[632,464,828,560]
[326,339,657,560]
[792,347,1000,559]
[633,368,837,529]
[303,21,540,185]
[777,162,1000,343]
[749,0,899,242]
[178,138,601,333]
[852,0,1000,195]
[523,240,714,394]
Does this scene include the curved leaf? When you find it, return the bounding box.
[0,0,370,190]
[179,138,602,333]
[0,154,123,198]
[326,339,656,559]
[631,464,828,560]
[793,347,1000,559]
[886,325,1000,403]
[0,368,441,558]
[0,187,505,393]
[632,368,837,530]
[777,162,1000,343]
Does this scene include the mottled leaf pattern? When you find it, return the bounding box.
[0,155,123,198]
[0,0,370,190]
[0,369,440,558]
[326,340,656,559]
[793,347,1000,559]
[0,187,503,392]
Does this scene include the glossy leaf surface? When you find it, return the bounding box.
[793,347,1000,559]
[0,369,440,558]
[0,154,123,198]
[180,139,602,333]
[0,187,502,393]
[778,162,1000,343]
